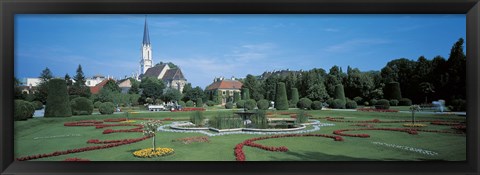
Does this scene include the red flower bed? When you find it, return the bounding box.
[171,107,206,112]
[430,121,464,126]
[64,157,90,161]
[350,123,375,128]
[332,127,463,139]
[356,108,399,112]
[234,134,343,161]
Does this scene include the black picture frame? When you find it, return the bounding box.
[1,0,479,174]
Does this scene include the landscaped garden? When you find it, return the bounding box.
[14,108,466,161]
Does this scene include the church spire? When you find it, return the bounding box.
[143,16,150,45]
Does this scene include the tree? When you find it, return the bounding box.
[446,38,466,101]
[64,74,73,86]
[128,78,140,94]
[233,91,241,103]
[181,83,193,101]
[103,79,121,93]
[344,66,374,99]
[274,82,288,110]
[419,82,435,104]
[35,67,53,104]
[334,84,346,108]
[241,88,250,100]
[162,88,182,102]
[384,82,402,100]
[70,65,91,98]
[196,98,203,107]
[409,105,421,125]
[242,74,262,100]
[141,120,163,151]
[14,77,23,100]
[140,77,165,102]
[44,79,72,117]
[262,74,279,101]
[325,66,345,97]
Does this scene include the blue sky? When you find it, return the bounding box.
[15,14,465,88]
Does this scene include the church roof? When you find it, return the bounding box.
[163,68,186,81]
[143,17,150,45]
[206,79,243,91]
[143,64,168,78]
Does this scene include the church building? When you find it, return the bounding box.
[138,17,187,92]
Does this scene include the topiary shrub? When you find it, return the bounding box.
[225,102,234,109]
[297,98,313,110]
[44,78,72,117]
[370,99,378,106]
[70,97,94,115]
[326,98,334,108]
[94,101,102,109]
[384,82,402,100]
[398,98,412,106]
[346,100,358,109]
[245,99,257,110]
[334,84,346,103]
[233,91,241,102]
[33,101,43,110]
[257,99,269,110]
[289,88,299,108]
[375,99,390,109]
[311,101,323,110]
[389,99,399,106]
[353,97,363,105]
[186,100,194,107]
[448,99,466,111]
[206,100,215,107]
[332,99,346,109]
[178,101,186,107]
[196,98,203,107]
[274,82,289,110]
[14,100,35,121]
[99,102,115,115]
[236,100,246,108]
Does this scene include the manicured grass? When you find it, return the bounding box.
[14,109,466,161]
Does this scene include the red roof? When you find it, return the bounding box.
[89,79,112,94]
[206,80,243,91]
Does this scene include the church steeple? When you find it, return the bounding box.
[143,16,151,45]
[139,16,153,75]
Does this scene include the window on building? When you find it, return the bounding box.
[222,91,226,95]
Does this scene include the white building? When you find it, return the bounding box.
[85,75,106,87]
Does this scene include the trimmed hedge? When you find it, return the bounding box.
[44,79,72,117]
[369,99,378,106]
[70,97,94,115]
[289,88,299,108]
[225,102,234,109]
[345,100,358,109]
[99,102,115,115]
[196,98,203,107]
[389,99,399,106]
[274,82,289,110]
[206,100,216,106]
[257,99,270,110]
[334,84,346,103]
[14,100,35,121]
[398,98,412,106]
[375,99,390,109]
[297,98,312,110]
[186,100,194,107]
[311,101,323,110]
[94,101,102,109]
[384,82,402,100]
[332,99,346,109]
[245,99,257,110]
[236,100,246,108]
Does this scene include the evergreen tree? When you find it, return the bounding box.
[334,84,346,107]
[70,65,91,98]
[274,82,288,110]
[35,67,54,104]
[103,79,121,93]
[128,78,140,94]
[241,88,250,100]
[233,91,241,103]
[64,74,73,86]
[289,88,299,107]
[446,38,466,101]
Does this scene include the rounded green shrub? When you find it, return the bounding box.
[196,98,203,107]
[14,100,35,121]
[332,99,346,109]
[33,100,44,110]
[311,101,323,110]
[375,99,390,109]
[370,99,378,106]
[236,100,246,108]
[186,100,194,107]
[398,98,412,106]
[449,99,466,111]
[353,97,363,104]
[346,100,358,109]
[274,82,289,110]
[257,99,269,110]
[326,98,334,108]
[178,101,186,107]
[99,102,115,115]
[94,101,102,108]
[206,100,215,106]
[71,97,94,115]
[389,99,399,106]
[225,102,234,109]
[297,98,313,110]
[245,99,257,110]
[44,78,72,117]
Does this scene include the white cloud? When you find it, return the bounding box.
[324,39,391,52]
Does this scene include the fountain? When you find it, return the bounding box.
[432,100,446,113]
[233,107,257,128]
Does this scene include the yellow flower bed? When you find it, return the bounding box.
[120,120,136,123]
[403,123,427,127]
[133,148,174,158]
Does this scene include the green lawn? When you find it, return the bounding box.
[14,109,466,161]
